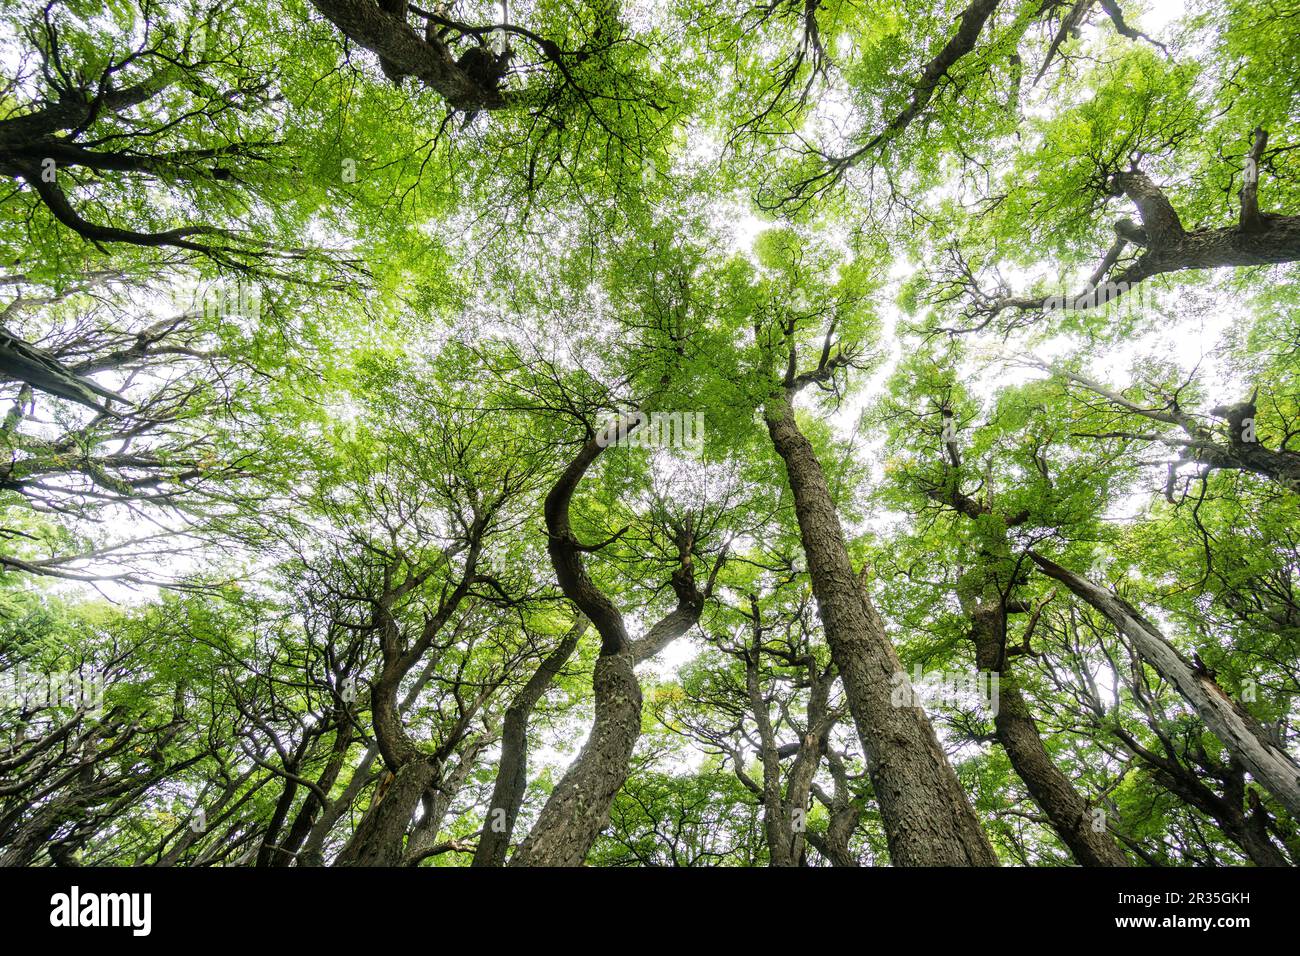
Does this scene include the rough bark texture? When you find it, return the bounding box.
[334,758,440,867]
[764,392,998,865]
[404,739,485,865]
[967,600,1129,866]
[509,648,642,866]
[472,618,586,867]
[510,417,709,866]
[1031,552,1300,821]
[308,0,508,110]
[1108,171,1300,285]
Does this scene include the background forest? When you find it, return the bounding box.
[0,0,1297,868]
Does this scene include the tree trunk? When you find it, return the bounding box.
[994,679,1129,865]
[509,648,642,866]
[297,652,447,866]
[764,391,998,865]
[0,798,81,866]
[967,601,1129,865]
[297,746,378,866]
[1031,552,1300,821]
[510,419,710,865]
[1232,812,1291,867]
[1115,725,1292,867]
[473,618,585,867]
[273,722,354,867]
[254,771,299,867]
[334,758,440,867]
[405,739,485,865]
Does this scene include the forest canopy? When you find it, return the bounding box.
[0,0,1298,869]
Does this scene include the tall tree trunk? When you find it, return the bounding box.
[1031,552,1300,820]
[509,648,643,866]
[272,721,354,867]
[297,747,379,867]
[510,419,713,866]
[764,391,998,865]
[472,617,585,867]
[809,748,861,866]
[740,600,832,867]
[332,551,481,867]
[404,738,486,865]
[334,758,440,867]
[992,677,1129,865]
[967,600,1129,865]
[254,770,299,867]
[297,652,447,866]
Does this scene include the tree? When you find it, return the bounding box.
[1,0,1298,871]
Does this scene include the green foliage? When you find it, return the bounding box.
[1,0,1297,868]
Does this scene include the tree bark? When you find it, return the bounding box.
[967,600,1129,865]
[307,0,508,110]
[404,738,486,865]
[739,598,833,867]
[297,748,380,867]
[1031,552,1300,821]
[472,617,586,867]
[334,758,440,867]
[297,650,447,866]
[764,391,998,865]
[1037,362,1300,493]
[509,648,643,866]
[510,418,710,865]
[809,748,861,866]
